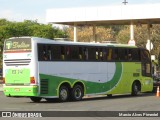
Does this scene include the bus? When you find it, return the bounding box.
[3,37,153,102]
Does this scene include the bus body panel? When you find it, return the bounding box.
[3,53,31,84]
[3,37,153,99]
[3,37,39,97]
[38,61,152,97]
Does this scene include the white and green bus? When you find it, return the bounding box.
[3,37,153,102]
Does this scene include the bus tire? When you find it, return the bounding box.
[30,97,42,102]
[131,81,140,96]
[71,85,84,101]
[59,85,69,102]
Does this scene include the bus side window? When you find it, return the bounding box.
[141,49,151,77]
[131,49,140,61]
[66,46,71,60]
[96,48,99,60]
[71,46,79,60]
[47,46,52,61]
[128,49,133,61]
[79,47,83,60]
[112,49,118,61]
[99,48,103,61]
[52,45,61,61]
[84,48,88,60]
[107,48,112,61]
[88,47,96,61]
[38,44,44,61]
[42,45,48,61]
[141,49,150,62]
[42,45,52,61]
[61,46,65,60]
[119,48,128,61]
[102,48,108,61]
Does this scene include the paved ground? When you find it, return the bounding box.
[0,84,160,120]
[0,91,160,120]
[0,84,3,91]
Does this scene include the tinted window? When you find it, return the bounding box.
[38,44,52,61]
[119,49,128,61]
[37,44,142,63]
[52,45,61,60]
[128,49,140,61]
[71,46,79,60]
[141,49,151,77]
[88,47,96,61]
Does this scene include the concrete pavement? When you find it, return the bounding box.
[0,84,3,91]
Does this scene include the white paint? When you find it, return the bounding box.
[74,24,77,42]
[46,4,160,24]
[146,40,153,51]
[39,62,116,83]
[128,40,135,46]
[130,23,134,40]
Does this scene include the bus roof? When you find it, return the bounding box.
[8,36,137,48]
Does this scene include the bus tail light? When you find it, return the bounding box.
[30,77,35,84]
[2,77,5,84]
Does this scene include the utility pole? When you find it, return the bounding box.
[122,0,128,5]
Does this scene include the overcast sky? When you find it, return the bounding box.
[1,0,160,24]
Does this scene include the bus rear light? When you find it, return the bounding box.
[30,77,35,84]
[2,77,5,84]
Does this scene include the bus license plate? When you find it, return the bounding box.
[14,88,20,92]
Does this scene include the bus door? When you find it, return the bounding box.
[141,49,152,77]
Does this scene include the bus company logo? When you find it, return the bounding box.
[2,112,12,117]
[6,41,12,50]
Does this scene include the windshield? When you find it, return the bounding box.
[4,38,31,53]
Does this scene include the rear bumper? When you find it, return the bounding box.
[3,85,38,97]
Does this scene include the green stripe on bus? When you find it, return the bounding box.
[39,62,122,96]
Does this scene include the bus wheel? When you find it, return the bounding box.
[59,86,69,102]
[131,82,140,96]
[30,97,42,102]
[71,85,84,101]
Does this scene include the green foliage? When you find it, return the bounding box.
[116,25,130,44]
[0,19,65,40]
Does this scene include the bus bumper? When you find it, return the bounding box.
[3,85,39,97]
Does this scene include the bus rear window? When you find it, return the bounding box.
[4,38,31,52]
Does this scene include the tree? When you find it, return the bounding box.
[116,26,130,44]
[66,26,114,42]
[29,24,54,39]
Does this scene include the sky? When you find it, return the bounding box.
[1,0,160,24]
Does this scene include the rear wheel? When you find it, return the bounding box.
[71,85,84,101]
[30,97,42,102]
[59,85,69,102]
[131,82,140,96]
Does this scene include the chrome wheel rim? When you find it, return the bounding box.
[60,89,68,101]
